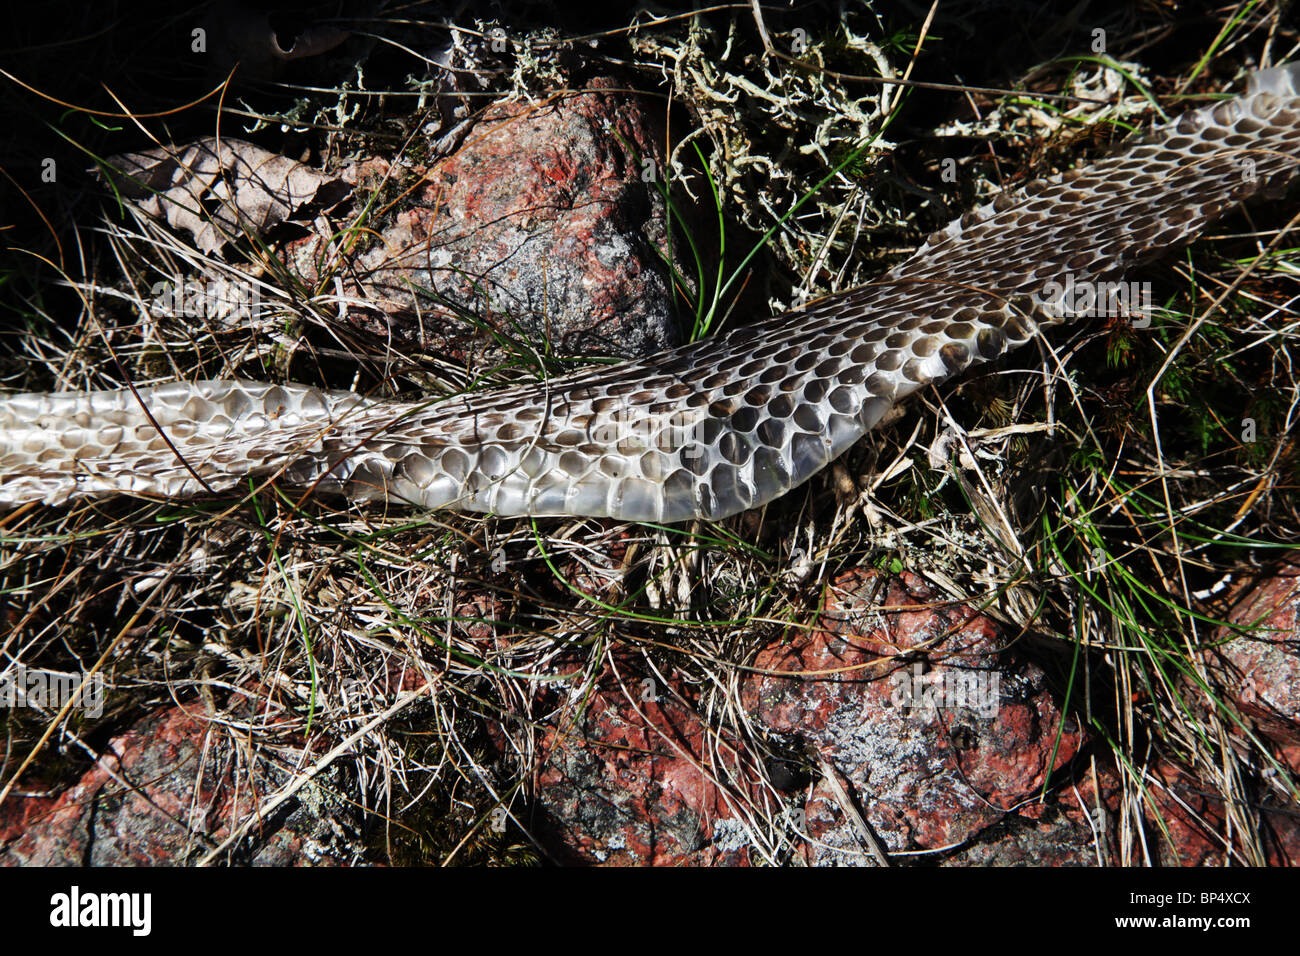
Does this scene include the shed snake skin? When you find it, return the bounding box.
[3,65,1300,522]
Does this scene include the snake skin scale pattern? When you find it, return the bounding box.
[3,66,1300,522]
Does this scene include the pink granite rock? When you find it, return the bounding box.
[1207,557,1300,774]
[514,654,769,866]
[745,568,1085,862]
[0,703,364,866]
[289,78,683,371]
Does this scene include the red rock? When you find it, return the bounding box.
[1051,750,1300,866]
[745,569,1084,861]
[0,703,364,866]
[1207,557,1300,773]
[289,77,683,370]
[1135,758,1300,866]
[520,656,771,865]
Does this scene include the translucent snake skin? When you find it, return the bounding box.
[3,66,1300,522]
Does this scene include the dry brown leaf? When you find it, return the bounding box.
[99,138,350,253]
